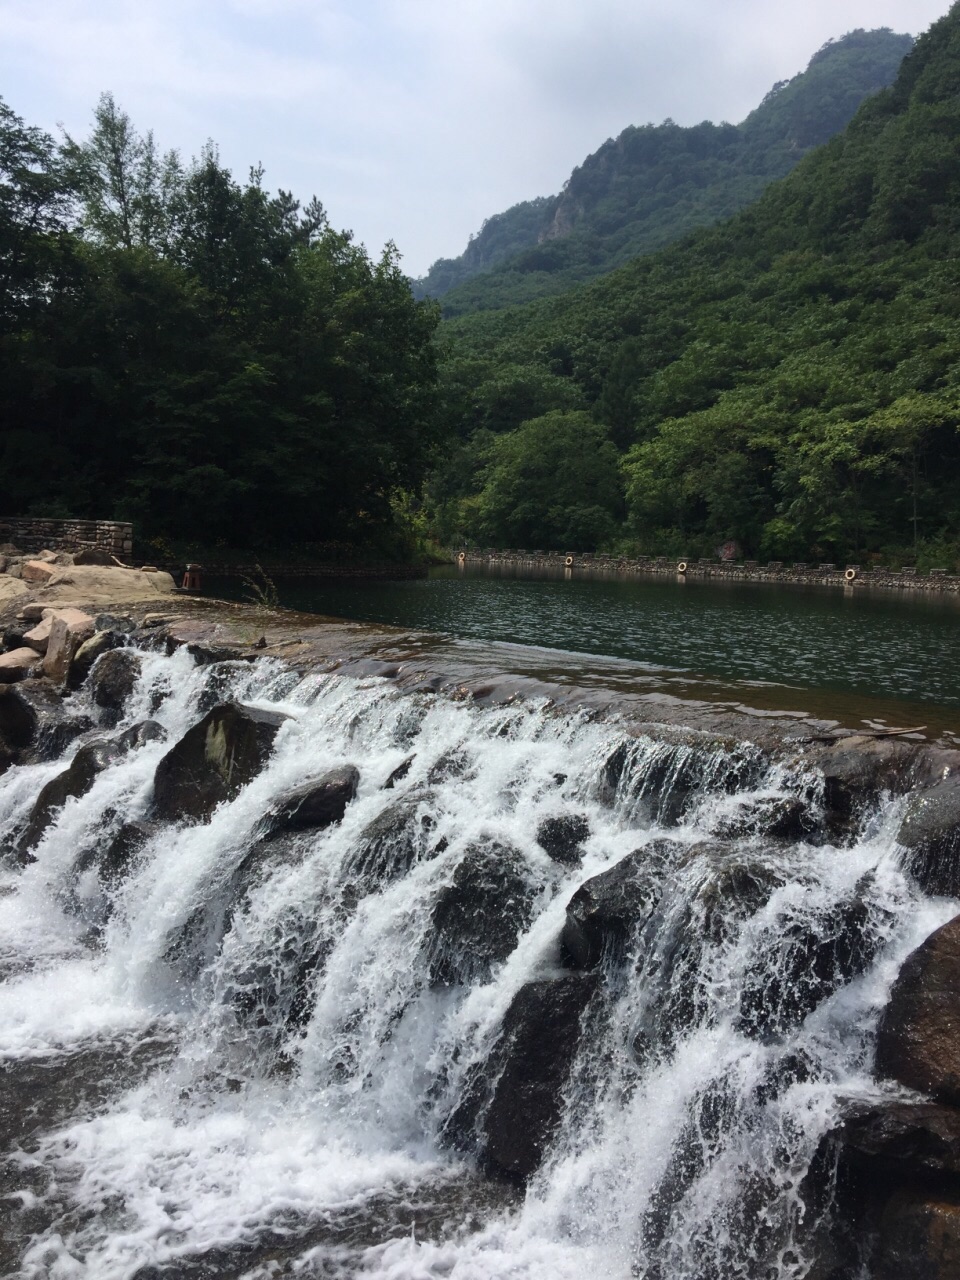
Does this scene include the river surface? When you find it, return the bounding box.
[211,565,960,727]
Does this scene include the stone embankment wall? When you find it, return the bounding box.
[457,549,960,593]
[0,518,133,562]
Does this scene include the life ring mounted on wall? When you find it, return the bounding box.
[844,567,857,582]
[457,551,466,563]
[677,561,688,574]
[564,556,574,567]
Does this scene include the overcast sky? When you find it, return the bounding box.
[0,0,953,275]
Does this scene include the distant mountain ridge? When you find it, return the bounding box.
[413,28,914,315]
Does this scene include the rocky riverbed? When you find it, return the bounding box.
[2,552,960,1277]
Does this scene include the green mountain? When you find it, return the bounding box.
[413,28,914,317]
[430,4,960,568]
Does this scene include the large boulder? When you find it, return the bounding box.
[561,842,668,969]
[68,630,124,690]
[153,701,291,823]
[0,576,29,604]
[16,721,166,861]
[344,790,442,887]
[0,647,41,683]
[89,649,142,716]
[428,838,535,985]
[0,684,40,751]
[736,885,888,1039]
[875,915,960,1103]
[265,765,360,836]
[478,975,600,1182]
[33,564,176,604]
[20,560,57,585]
[896,779,960,898]
[41,608,95,684]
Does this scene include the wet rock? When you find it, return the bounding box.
[815,737,923,837]
[0,684,39,752]
[71,822,157,930]
[876,915,960,1104]
[68,630,124,690]
[479,975,600,1182]
[737,885,888,1039]
[873,1189,960,1280]
[427,748,470,784]
[17,721,166,861]
[345,790,443,886]
[834,1103,960,1178]
[187,642,255,666]
[384,755,414,789]
[265,765,360,835]
[712,796,817,842]
[153,701,291,823]
[535,813,589,866]
[896,778,960,897]
[598,736,764,826]
[88,649,143,715]
[561,843,667,969]
[429,838,535,985]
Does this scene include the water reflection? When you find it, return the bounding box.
[211,565,960,708]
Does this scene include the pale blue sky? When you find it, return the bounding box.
[0,0,952,275]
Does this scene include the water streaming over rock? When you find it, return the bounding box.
[0,644,952,1278]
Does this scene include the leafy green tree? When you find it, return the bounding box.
[470,411,622,550]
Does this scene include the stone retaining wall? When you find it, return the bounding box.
[0,518,133,561]
[456,549,960,593]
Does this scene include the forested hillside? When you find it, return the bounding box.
[0,95,440,555]
[413,28,913,316]
[428,4,960,570]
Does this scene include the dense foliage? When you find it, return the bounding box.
[413,29,913,316]
[0,94,440,554]
[430,5,960,567]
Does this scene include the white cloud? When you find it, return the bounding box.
[0,0,952,273]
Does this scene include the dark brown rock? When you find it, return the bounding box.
[68,630,124,690]
[153,702,291,823]
[835,1102,960,1178]
[345,791,442,887]
[89,649,142,715]
[897,779,960,897]
[17,722,166,861]
[874,1189,960,1280]
[0,684,39,751]
[561,843,667,969]
[429,838,534,985]
[535,813,589,866]
[480,975,600,1182]
[73,547,116,566]
[876,915,960,1103]
[265,765,360,835]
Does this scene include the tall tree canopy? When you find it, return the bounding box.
[0,94,441,554]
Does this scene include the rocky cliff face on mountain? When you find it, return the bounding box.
[413,27,914,313]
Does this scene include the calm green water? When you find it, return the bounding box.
[211,566,960,709]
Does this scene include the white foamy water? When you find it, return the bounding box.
[0,645,952,1279]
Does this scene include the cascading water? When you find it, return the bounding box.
[0,643,952,1279]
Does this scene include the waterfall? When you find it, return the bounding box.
[0,644,951,1279]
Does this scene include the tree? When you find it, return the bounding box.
[471,412,622,550]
